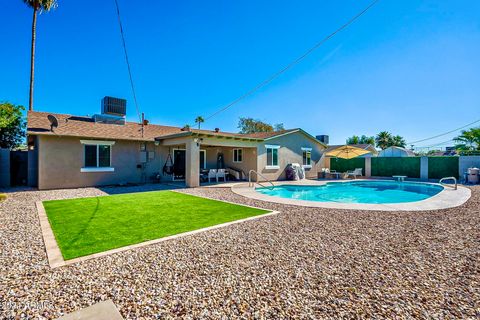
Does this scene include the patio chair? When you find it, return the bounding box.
[216,169,227,182]
[346,168,363,179]
[208,169,217,182]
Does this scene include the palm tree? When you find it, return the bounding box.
[194,116,204,129]
[454,127,480,151]
[391,135,406,148]
[23,0,57,111]
[375,131,392,150]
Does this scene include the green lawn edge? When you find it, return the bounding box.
[43,190,270,260]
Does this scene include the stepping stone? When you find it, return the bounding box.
[57,300,123,320]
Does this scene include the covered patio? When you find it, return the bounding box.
[156,130,260,187]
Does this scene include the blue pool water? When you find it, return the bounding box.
[256,181,444,204]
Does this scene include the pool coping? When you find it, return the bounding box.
[231,179,471,211]
[36,193,279,269]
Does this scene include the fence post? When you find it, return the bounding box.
[420,156,428,181]
[0,148,10,187]
[365,157,371,177]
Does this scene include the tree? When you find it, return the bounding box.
[375,131,406,149]
[391,135,406,148]
[22,0,58,111]
[454,127,480,151]
[375,131,393,150]
[274,123,285,131]
[238,117,284,134]
[346,135,375,145]
[360,135,375,145]
[194,116,204,129]
[0,102,26,149]
[346,135,360,144]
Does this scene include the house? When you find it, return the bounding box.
[377,146,415,157]
[26,104,327,190]
[324,144,378,157]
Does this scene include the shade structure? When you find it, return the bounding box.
[325,145,371,159]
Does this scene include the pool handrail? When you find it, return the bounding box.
[248,170,275,190]
[439,176,457,190]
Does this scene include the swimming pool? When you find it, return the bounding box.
[256,181,444,204]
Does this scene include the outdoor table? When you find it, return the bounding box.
[330,172,343,179]
[393,175,407,182]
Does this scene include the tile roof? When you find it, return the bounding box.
[27,111,183,141]
[241,129,299,139]
[27,111,300,142]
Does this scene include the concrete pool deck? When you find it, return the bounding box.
[232,179,471,211]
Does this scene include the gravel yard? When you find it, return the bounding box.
[1,184,479,319]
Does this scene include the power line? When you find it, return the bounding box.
[199,0,381,124]
[415,139,455,149]
[407,118,480,145]
[113,0,142,123]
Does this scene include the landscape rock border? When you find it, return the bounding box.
[36,195,279,269]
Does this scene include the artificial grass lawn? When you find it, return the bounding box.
[43,191,269,260]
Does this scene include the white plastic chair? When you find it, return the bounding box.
[216,169,226,182]
[346,168,363,179]
[208,169,217,182]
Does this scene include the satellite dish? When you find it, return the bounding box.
[47,114,58,131]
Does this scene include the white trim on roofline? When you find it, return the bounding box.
[264,129,327,148]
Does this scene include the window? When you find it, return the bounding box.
[80,140,115,172]
[302,147,312,168]
[98,145,111,167]
[233,149,243,162]
[84,145,97,167]
[266,145,280,169]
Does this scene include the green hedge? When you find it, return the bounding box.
[428,157,459,179]
[371,157,421,178]
[330,158,366,175]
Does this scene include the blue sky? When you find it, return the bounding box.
[1,0,479,146]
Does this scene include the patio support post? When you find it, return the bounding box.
[185,140,200,187]
[420,156,428,181]
[365,157,371,177]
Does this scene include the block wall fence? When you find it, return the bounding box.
[329,156,480,181]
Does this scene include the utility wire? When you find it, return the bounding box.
[199,0,381,124]
[416,139,455,149]
[114,0,142,123]
[407,118,480,145]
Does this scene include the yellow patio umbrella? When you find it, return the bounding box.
[325,145,371,159]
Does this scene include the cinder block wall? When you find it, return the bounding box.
[0,148,10,187]
[459,156,480,180]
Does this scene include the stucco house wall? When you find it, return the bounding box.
[257,131,326,181]
[37,135,169,189]
[201,146,257,179]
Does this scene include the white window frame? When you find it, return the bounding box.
[265,144,280,169]
[233,148,243,163]
[80,140,115,172]
[302,147,312,168]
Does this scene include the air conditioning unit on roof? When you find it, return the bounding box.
[101,96,126,116]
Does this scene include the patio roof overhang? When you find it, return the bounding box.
[155,131,264,147]
[155,131,263,142]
